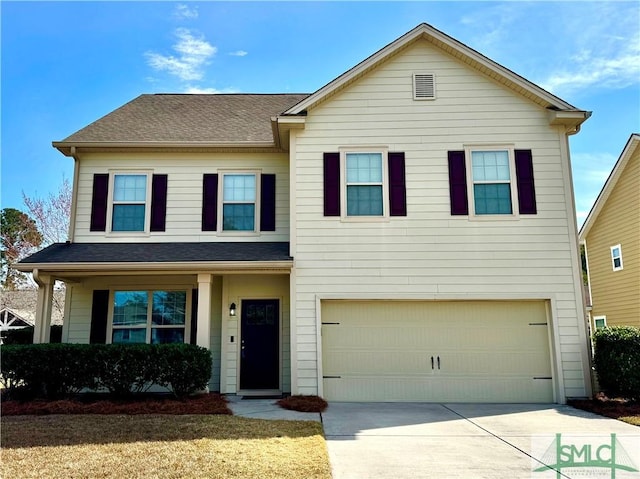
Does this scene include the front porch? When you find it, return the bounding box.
[15,242,293,395]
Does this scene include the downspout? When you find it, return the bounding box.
[67,146,80,242]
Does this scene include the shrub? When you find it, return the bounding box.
[0,343,212,400]
[156,344,212,398]
[593,326,640,400]
[2,325,63,344]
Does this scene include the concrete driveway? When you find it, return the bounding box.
[322,402,640,479]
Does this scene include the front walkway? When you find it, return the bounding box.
[226,396,321,421]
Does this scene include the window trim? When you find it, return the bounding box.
[464,145,519,220]
[611,244,623,271]
[106,170,153,235]
[217,170,261,235]
[339,147,390,222]
[107,289,191,344]
[593,315,607,330]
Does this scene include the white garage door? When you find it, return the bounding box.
[321,300,553,403]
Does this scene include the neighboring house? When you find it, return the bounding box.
[0,308,34,332]
[579,134,640,331]
[15,23,593,403]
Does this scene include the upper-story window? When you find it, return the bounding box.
[611,244,623,271]
[222,174,257,231]
[112,174,148,231]
[345,152,384,216]
[467,148,516,216]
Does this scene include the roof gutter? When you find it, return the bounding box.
[548,110,592,135]
[14,260,294,273]
[52,141,278,156]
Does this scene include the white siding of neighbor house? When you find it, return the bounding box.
[291,40,588,399]
[72,152,290,243]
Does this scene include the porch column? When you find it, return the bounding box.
[33,274,54,344]
[196,274,212,349]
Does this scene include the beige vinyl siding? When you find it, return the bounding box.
[586,146,640,327]
[292,40,587,399]
[73,152,289,242]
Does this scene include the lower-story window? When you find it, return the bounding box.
[112,290,187,344]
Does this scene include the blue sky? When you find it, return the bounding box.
[2,1,639,227]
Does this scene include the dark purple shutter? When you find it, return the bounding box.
[89,290,110,344]
[323,152,340,216]
[90,174,109,231]
[202,174,218,231]
[260,174,276,231]
[448,151,469,215]
[515,150,537,214]
[150,174,168,232]
[388,152,407,216]
[190,288,198,345]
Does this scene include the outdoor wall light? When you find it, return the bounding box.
[229,303,236,317]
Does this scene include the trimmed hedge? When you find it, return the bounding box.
[2,325,63,344]
[0,343,212,400]
[593,326,640,400]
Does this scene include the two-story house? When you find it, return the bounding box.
[580,134,640,331]
[16,23,593,403]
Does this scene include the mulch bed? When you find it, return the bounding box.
[276,395,328,413]
[568,393,640,420]
[1,393,232,416]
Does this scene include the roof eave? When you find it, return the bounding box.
[52,141,279,156]
[14,260,294,273]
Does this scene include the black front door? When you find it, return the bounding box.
[239,299,279,390]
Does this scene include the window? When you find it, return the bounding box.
[611,245,623,271]
[112,174,148,232]
[593,316,607,330]
[111,290,187,344]
[470,149,514,215]
[222,174,256,231]
[346,152,384,216]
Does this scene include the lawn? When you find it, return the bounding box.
[1,414,332,479]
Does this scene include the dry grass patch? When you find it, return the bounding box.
[2,415,331,479]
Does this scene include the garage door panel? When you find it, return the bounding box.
[321,300,553,403]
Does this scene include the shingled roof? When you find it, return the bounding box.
[56,93,309,146]
[15,242,292,269]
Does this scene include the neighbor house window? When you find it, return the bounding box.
[222,174,257,231]
[345,152,385,216]
[112,174,148,232]
[111,290,187,344]
[593,316,607,330]
[468,149,515,216]
[611,245,623,271]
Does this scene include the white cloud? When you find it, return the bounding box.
[229,50,248,57]
[145,28,216,82]
[542,44,640,95]
[184,85,240,94]
[174,4,198,20]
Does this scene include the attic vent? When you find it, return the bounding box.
[413,73,436,100]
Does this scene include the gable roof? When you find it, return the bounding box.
[282,23,589,130]
[579,133,640,240]
[53,94,309,155]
